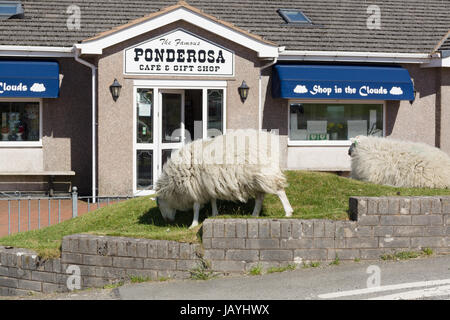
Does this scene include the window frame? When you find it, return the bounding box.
[0,98,43,148]
[206,88,225,137]
[132,80,227,196]
[287,99,386,147]
[0,1,24,19]
[278,8,312,24]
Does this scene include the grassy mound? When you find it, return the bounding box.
[1,171,450,258]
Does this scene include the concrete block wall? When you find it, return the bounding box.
[0,196,448,296]
[202,196,449,272]
[0,247,64,296]
[0,235,202,296]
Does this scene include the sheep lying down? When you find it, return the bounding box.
[348,135,450,188]
[156,129,293,228]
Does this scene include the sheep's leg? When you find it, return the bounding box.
[277,190,293,217]
[252,193,265,217]
[190,202,201,229]
[211,199,219,217]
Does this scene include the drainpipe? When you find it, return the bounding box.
[259,58,278,130]
[74,48,97,203]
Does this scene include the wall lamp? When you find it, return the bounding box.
[109,78,122,102]
[238,80,249,102]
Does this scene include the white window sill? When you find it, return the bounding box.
[0,141,43,148]
[134,189,156,197]
[288,140,352,147]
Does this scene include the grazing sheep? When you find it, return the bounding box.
[156,129,293,228]
[348,135,450,188]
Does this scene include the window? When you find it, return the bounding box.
[289,102,383,141]
[278,9,311,24]
[207,89,223,137]
[161,93,182,143]
[0,1,24,19]
[136,150,153,190]
[136,89,154,191]
[136,89,153,144]
[184,89,203,142]
[0,101,40,143]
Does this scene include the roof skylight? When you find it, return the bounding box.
[0,1,24,20]
[278,9,311,24]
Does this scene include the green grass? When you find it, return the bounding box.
[0,196,201,258]
[158,277,170,282]
[381,248,434,261]
[329,255,340,266]
[266,264,297,274]
[103,274,173,289]
[189,259,217,280]
[302,261,321,268]
[248,264,263,276]
[103,281,124,290]
[214,171,450,220]
[129,275,152,284]
[1,171,450,258]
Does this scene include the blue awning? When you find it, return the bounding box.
[272,64,415,100]
[0,61,59,98]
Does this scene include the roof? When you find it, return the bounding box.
[433,30,450,52]
[82,1,276,46]
[439,33,450,51]
[0,0,449,54]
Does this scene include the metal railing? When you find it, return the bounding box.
[0,186,133,236]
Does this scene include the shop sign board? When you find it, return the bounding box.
[273,65,415,101]
[0,61,59,98]
[290,82,413,100]
[124,29,234,76]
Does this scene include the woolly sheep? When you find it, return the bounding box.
[348,135,450,188]
[155,129,293,228]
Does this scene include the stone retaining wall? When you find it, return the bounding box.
[202,196,449,272]
[0,236,202,296]
[0,196,448,296]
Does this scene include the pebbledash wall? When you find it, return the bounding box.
[0,196,449,296]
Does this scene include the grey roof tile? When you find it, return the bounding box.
[0,0,448,53]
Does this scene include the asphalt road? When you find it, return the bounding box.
[3,255,449,300]
[118,255,450,300]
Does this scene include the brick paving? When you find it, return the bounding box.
[0,199,119,237]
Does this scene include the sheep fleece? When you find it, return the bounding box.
[155,130,287,210]
[351,136,450,188]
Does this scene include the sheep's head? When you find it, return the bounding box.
[348,136,364,156]
[156,197,177,222]
[348,141,357,156]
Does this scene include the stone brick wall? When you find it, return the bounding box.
[0,235,202,296]
[202,196,449,272]
[0,196,448,296]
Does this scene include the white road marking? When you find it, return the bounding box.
[318,279,450,299]
[368,284,450,300]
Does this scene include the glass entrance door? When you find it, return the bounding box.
[134,85,225,195]
[134,88,185,195]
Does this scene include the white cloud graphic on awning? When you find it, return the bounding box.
[30,83,46,92]
[389,87,403,95]
[294,85,308,94]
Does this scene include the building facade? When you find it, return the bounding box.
[0,0,449,197]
